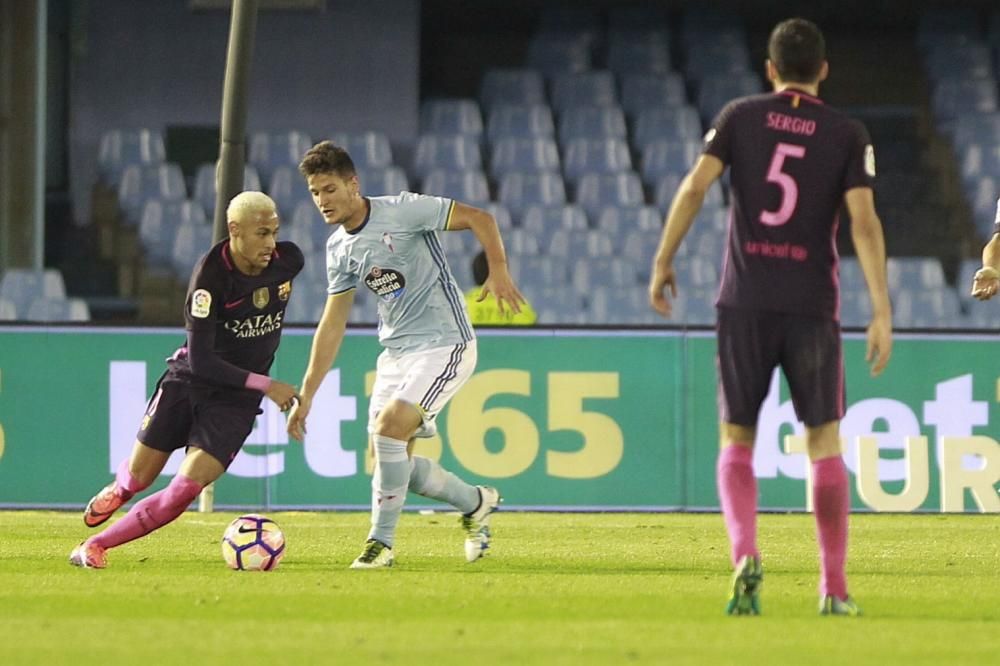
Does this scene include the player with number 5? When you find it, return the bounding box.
[648,18,893,616]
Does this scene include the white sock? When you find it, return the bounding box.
[408,455,479,514]
[368,434,410,548]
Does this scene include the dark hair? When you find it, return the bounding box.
[768,18,825,83]
[472,251,489,286]
[298,140,357,179]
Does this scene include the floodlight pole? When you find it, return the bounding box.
[201,0,259,514]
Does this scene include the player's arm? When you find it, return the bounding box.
[649,154,725,316]
[971,232,1000,300]
[845,186,892,376]
[447,202,525,314]
[286,288,355,440]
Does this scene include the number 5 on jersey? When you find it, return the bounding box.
[760,142,806,227]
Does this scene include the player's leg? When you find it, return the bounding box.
[716,308,778,614]
[782,316,858,615]
[83,379,180,527]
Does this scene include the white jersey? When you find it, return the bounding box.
[326,192,475,353]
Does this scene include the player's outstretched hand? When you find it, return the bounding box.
[266,379,300,413]
[648,263,678,317]
[286,395,312,441]
[970,266,1000,301]
[479,264,527,315]
[865,313,892,377]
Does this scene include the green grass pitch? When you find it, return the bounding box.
[1,511,997,665]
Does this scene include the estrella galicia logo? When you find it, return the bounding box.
[364,266,406,301]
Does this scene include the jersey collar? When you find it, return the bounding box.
[346,198,372,236]
[777,88,824,106]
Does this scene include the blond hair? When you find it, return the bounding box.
[227,191,277,224]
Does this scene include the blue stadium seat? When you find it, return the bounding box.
[25,298,90,323]
[654,173,726,211]
[357,166,409,196]
[962,301,1000,329]
[412,134,482,180]
[574,172,644,219]
[419,98,484,137]
[521,204,590,234]
[508,255,571,285]
[548,229,615,258]
[171,221,214,278]
[674,255,719,288]
[97,128,166,187]
[893,288,962,329]
[558,105,628,143]
[924,44,994,82]
[0,268,67,316]
[284,220,317,256]
[684,41,753,81]
[504,228,543,256]
[572,256,638,294]
[686,227,725,260]
[490,137,561,179]
[0,297,15,320]
[483,202,514,230]
[960,143,1000,184]
[840,288,873,328]
[117,163,187,226]
[562,138,632,185]
[588,286,660,324]
[621,229,664,275]
[497,171,567,220]
[479,69,547,110]
[268,165,313,218]
[248,130,313,187]
[632,106,703,149]
[550,72,618,112]
[192,163,262,216]
[329,131,393,169]
[837,257,867,293]
[957,258,984,306]
[139,199,208,264]
[284,290,325,324]
[620,74,688,117]
[528,285,587,324]
[886,257,946,293]
[421,169,490,206]
[438,230,470,255]
[607,41,671,76]
[290,200,330,250]
[596,205,662,235]
[696,74,765,124]
[965,175,999,238]
[933,80,998,122]
[487,104,556,142]
[640,139,702,186]
[527,38,591,79]
[950,112,1000,150]
[607,6,670,34]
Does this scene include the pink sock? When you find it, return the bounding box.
[114,458,148,500]
[813,456,849,598]
[91,474,203,550]
[717,444,759,566]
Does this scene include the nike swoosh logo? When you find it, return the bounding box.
[237,525,258,533]
[224,298,245,309]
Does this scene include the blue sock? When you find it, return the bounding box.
[368,435,410,548]
[408,455,479,514]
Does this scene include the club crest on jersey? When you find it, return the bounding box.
[364,266,406,301]
[381,232,395,253]
[191,289,211,319]
[253,287,270,309]
[278,281,292,301]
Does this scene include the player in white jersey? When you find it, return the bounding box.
[288,141,525,568]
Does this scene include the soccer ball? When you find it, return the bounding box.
[221,514,286,571]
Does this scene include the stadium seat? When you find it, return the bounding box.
[497,171,568,220]
[527,285,586,324]
[139,199,209,264]
[950,112,1000,150]
[420,98,484,137]
[504,228,542,256]
[551,71,618,112]
[588,286,660,324]
[574,171,644,218]
[596,205,662,235]
[329,131,393,169]
[621,74,688,117]
[0,297,16,320]
[248,130,313,187]
[933,80,998,122]
[526,38,591,79]
[290,200,330,250]
[674,255,719,289]
[268,165,314,218]
[924,44,994,82]
[684,41,753,81]
[490,137,561,179]
[25,297,91,323]
[479,68,547,110]
[97,128,166,187]
[412,134,483,180]
[0,268,67,316]
[558,106,628,143]
[632,106,703,149]
[171,221,214,278]
[572,256,638,294]
[192,163,262,216]
[640,139,702,186]
[562,138,632,185]
[508,254,571,285]
[886,257,946,293]
[620,229,664,272]
[840,288,873,328]
[837,257,867,293]
[654,174,726,210]
[117,163,187,226]
[421,169,490,206]
[483,202,514,230]
[607,6,670,34]
[521,204,590,236]
[960,143,1000,184]
[357,166,410,196]
[548,229,615,259]
[696,74,765,124]
[607,41,671,77]
[487,104,556,142]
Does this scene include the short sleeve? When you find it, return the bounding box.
[326,251,358,296]
[397,191,456,232]
[702,101,738,166]
[842,120,876,192]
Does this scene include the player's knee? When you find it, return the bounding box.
[805,420,841,460]
[372,402,421,440]
[721,422,756,446]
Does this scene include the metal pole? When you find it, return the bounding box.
[201,0,259,514]
[32,0,46,270]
